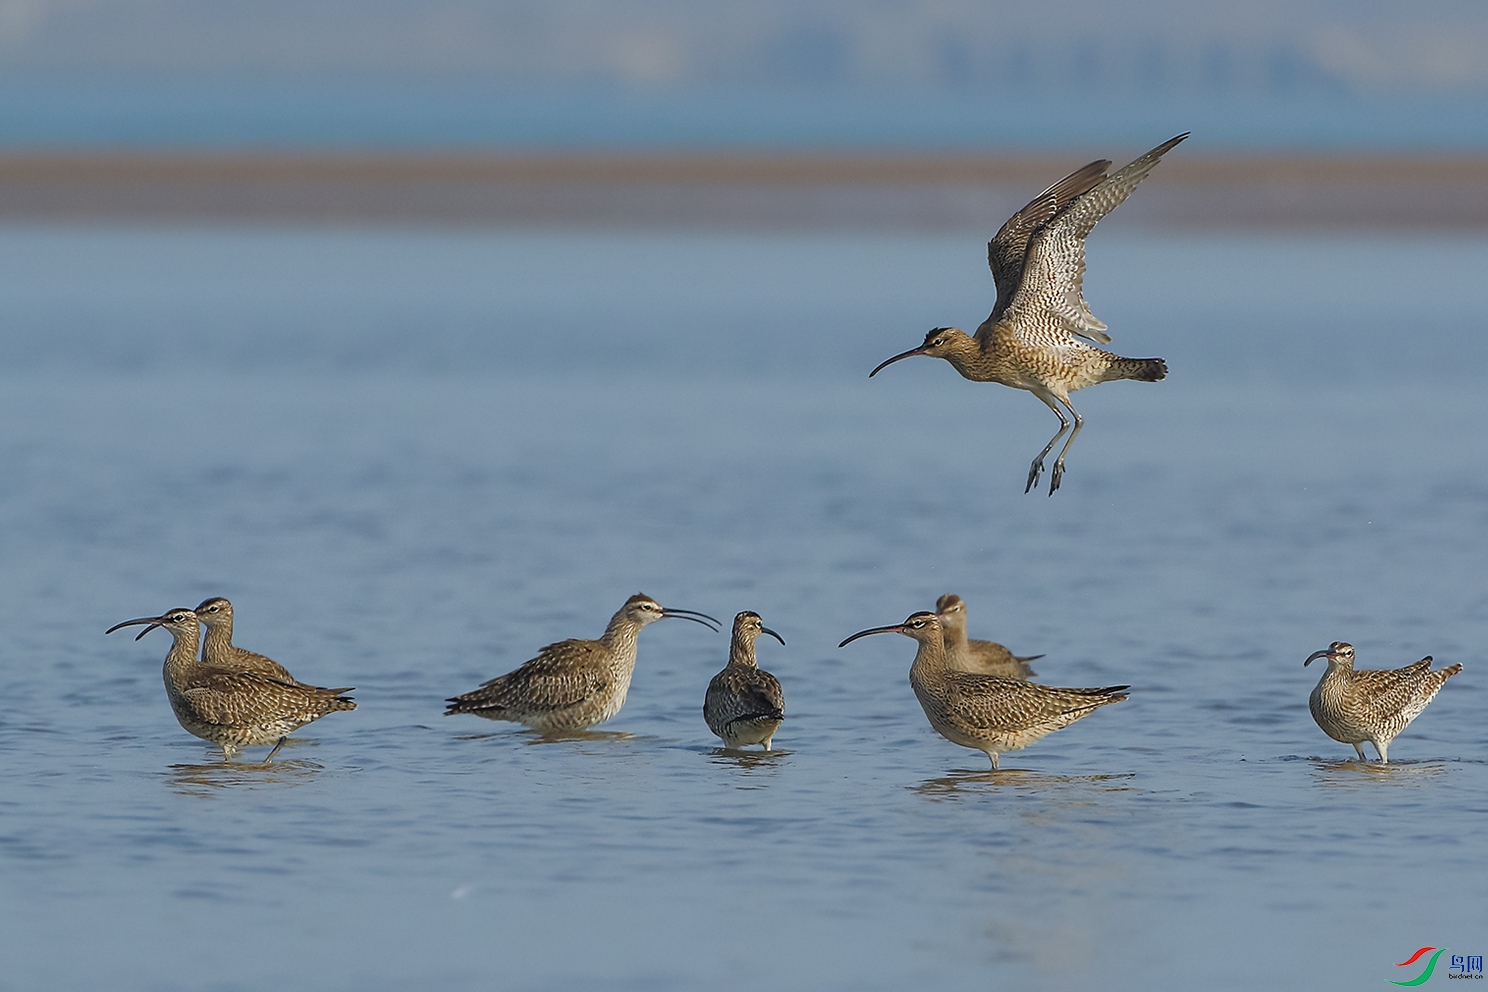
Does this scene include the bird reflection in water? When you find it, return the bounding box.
[707,746,789,772]
[1308,756,1453,789]
[913,768,1138,799]
[167,757,323,796]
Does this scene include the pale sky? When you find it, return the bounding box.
[1,0,1486,95]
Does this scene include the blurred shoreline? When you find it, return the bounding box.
[4,151,1488,229]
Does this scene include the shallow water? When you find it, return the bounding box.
[0,226,1485,990]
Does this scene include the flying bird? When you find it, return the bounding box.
[871,134,1186,494]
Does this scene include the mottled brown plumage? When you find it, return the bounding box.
[704,612,786,750]
[444,594,719,732]
[106,607,356,760]
[840,612,1127,769]
[871,134,1186,494]
[195,597,350,694]
[1304,641,1462,763]
[935,594,1041,679]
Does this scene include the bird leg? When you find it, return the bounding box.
[264,737,288,763]
[1352,743,1367,762]
[1026,392,1071,493]
[1374,740,1389,764]
[1049,399,1084,496]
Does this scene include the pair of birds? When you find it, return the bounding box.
[106,598,355,760]
[441,595,790,750]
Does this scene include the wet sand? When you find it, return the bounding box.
[3,150,1488,228]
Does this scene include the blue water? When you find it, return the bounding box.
[4,76,1488,151]
[0,225,1485,990]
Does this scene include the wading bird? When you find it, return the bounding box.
[1304,642,1461,763]
[107,607,355,760]
[444,594,718,732]
[839,612,1127,769]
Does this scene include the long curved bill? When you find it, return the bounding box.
[838,623,906,648]
[761,626,786,646]
[105,615,166,641]
[869,346,927,378]
[1303,648,1333,667]
[663,608,721,631]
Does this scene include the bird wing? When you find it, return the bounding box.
[985,159,1110,327]
[464,640,611,712]
[1349,665,1441,724]
[705,669,784,728]
[945,676,1125,732]
[730,670,786,719]
[236,647,296,682]
[178,668,316,725]
[1002,133,1188,347]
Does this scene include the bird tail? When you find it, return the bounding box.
[310,688,356,712]
[444,694,498,717]
[1080,684,1131,703]
[1103,357,1167,382]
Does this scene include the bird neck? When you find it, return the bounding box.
[201,621,235,660]
[939,332,985,378]
[728,633,759,668]
[942,619,969,651]
[909,633,952,680]
[600,617,643,658]
[162,626,203,680]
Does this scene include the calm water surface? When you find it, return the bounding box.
[0,226,1485,990]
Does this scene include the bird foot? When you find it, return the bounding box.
[1049,459,1066,495]
[1025,459,1045,493]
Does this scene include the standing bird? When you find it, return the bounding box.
[194,596,301,682]
[106,607,356,760]
[839,611,1127,770]
[1304,641,1462,763]
[870,134,1186,494]
[935,594,1042,679]
[444,593,719,732]
[704,611,787,750]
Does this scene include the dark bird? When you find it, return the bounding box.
[704,611,787,750]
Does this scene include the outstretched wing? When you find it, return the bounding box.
[1003,133,1188,346]
[985,159,1109,326]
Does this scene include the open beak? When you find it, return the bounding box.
[105,615,166,641]
[760,626,786,647]
[663,608,721,631]
[838,623,907,648]
[1303,648,1334,667]
[869,345,928,378]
